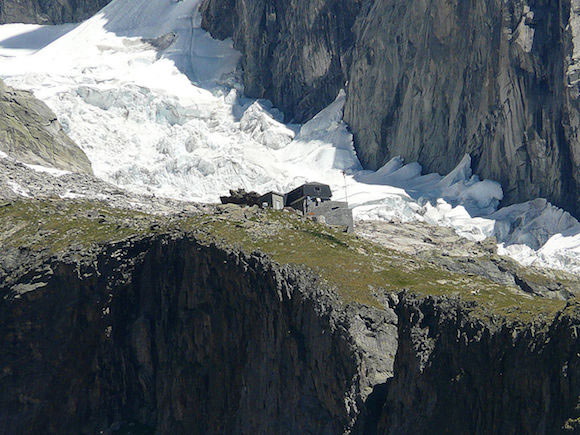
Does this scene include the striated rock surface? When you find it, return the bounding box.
[200,0,362,123]
[0,79,92,174]
[0,198,579,433]
[0,0,110,24]
[201,0,580,218]
[345,0,579,218]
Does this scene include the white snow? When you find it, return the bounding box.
[0,150,70,176]
[59,191,86,199]
[23,163,70,176]
[0,0,578,275]
[8,180,31,197]
[239,101,296,150]
[492,200,580,273]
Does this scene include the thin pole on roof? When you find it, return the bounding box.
[342,170,349,205]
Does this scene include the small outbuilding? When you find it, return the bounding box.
[258,191,285,210]
[303,198,354,232]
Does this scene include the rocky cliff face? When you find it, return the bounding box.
[201,0,580,218]
[0,0,109,24]
[0,199,579,433]
[370,296,580,434]
[201,0,362,122]
[0,234,395,434]
[0,80,92,173]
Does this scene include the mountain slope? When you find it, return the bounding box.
[0,198,578,433]
[0,0,577,275]
[0,79,92,173]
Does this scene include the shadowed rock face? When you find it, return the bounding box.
[0,80,92,173]
[1,232,580,433]
[366,296,580,434]
[0,0,110,24]
[0,236,397,434]
[201,0,580,218]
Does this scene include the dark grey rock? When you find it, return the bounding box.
[1,228,579,433]
[0,0,110,24]
[365,294,580,434]
[0,235,398,433]
[200,0,362,123]
[344,0,579,217]
[0,198,578,433]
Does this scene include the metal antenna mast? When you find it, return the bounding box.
[342,170,349,205]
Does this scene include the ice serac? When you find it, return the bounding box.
[0,0,110,24]
[201,0,580,218]
[0,79,92,173]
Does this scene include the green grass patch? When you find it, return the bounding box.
[181,209,568,320]
[1,200,571,322]
[0,199,157,253]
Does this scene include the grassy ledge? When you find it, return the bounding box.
[1,199,571,322]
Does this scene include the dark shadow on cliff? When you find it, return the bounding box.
[0,23,77,52]
[352,382,390,434]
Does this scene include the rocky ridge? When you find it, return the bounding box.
[0,2,579,431]
[2,155,576,301]
[200,0,580,218]
[0,180,579,432]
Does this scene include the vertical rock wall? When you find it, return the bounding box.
[2,236,580,433]
[200,0,362,122]
[368,295,580,434]
[345,0,579,215]
[0,236,397,433]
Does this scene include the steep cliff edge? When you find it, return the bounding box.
[201,0,580,218]
[0,199,579,433]
[368,296,580,434]
[0,201,397,433]
[0,80,92,173]
[0,0,110,24]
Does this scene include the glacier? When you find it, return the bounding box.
[0,0,578,275]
